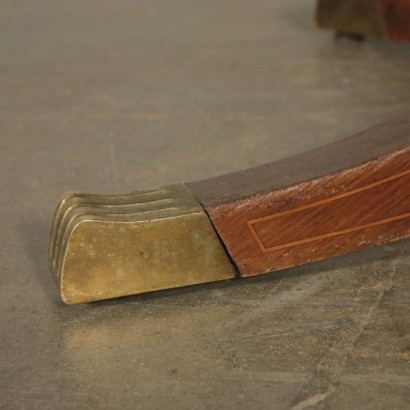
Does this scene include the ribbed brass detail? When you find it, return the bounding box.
[49,183,235,304]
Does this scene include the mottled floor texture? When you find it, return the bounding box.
[1,1,409,409]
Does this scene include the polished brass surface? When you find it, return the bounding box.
[49,183,236,304]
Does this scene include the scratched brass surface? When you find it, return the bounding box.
[49,183,235,304]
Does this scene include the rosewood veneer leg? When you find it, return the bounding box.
[316,0,410,42]
[50,112,410,303]
[187,112,410,277]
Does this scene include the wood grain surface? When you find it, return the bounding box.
[188,112,410,276]
[382,0,410,41]
[317,0,410,42]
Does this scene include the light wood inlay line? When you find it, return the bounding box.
[247,169,410,253]
[249,213,410,254]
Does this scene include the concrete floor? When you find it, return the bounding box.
[1,1,409,408]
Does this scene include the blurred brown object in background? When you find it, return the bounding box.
[317,0,410,42]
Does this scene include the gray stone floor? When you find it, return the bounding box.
[1,1,409,409]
